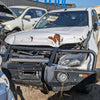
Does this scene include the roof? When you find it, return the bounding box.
[49,7,93,13]
[9,6,47,10]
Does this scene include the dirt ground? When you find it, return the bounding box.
[11,49,100,100]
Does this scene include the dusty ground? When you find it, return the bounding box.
[10,49,100,100]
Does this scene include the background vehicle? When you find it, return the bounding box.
[94,5,100,20]
[1,8,100,94]
[0,1,47,39]
[0,55,14,100]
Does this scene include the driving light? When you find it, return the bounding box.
[79,74,88,77]
[57,72,68,82]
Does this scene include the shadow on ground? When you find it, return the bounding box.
[10,80,25,100]
[10,79,100,100]
[48,84,100,100]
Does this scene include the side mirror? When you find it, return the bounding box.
[24,15,31,20]
[93,23,98,31]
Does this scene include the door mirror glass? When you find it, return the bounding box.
[93,23,98,31]
[24,15,31,20]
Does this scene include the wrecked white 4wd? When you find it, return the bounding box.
[1,8,100,93]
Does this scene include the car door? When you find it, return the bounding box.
[31,9,46,26]
[22,9,35,30]
[92,10,99,44]
[22,9,46,30]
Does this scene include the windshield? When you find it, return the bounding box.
[0,12,14,18]
[10,8,25,17]
[35,11,88,29]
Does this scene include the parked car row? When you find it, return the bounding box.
[0,1,47,100]
[0,1,47,40]
[0,1,100,100]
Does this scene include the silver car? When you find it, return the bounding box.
[0,70,15,100]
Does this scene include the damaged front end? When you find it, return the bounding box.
[0,24,8,40]
[1,42,100,92]
[0,1,16,40]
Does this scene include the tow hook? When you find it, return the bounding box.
[60,82,64,98]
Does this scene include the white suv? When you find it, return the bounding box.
[1,8,100,93]
[0,1,47,38]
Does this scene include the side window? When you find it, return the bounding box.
[24,9,34,18]
[35,9,43,17]
[35,9,46,18]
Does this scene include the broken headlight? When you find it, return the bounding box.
[58,53,86,67]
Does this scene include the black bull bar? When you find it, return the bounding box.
[1,45,100,91]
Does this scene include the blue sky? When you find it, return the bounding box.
[67,0,100,7]
[39,0,100,7]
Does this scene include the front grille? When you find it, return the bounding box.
[3,45,54,85]
[2,45,97,86]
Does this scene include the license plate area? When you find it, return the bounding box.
[18,70,42,80]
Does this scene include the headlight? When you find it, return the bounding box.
[57,72,68,82]
[58,53,86,67]
[0,45,6,54]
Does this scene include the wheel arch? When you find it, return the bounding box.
[12,27,21,31]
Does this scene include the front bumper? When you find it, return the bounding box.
[1,45,100,92]
[44,66,100,91]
